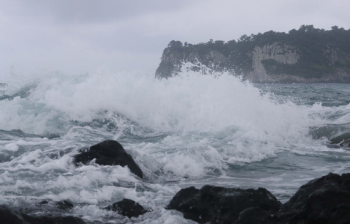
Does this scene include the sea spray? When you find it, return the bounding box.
[0,70,315,134]
[0,70,350,223]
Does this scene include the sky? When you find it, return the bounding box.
[0,0,349,78]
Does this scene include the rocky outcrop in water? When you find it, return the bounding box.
[0,206,23,224]
[74,140,143,178]
[22,214,85,224]
[0,198,148,223]
[167,173,350,224]
[156,25,350,83]
[277,173,350,224]
[38,200,74,211]
[166,185,282,223]
[0,205,85,224]
[105,199,149,218]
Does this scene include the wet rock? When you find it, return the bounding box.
[56,200,74,210]
[330,133,350,144]
[277,172,350,224]
[38,200,49,205]
[0,205,85,224]
[22,214,85,224]
[235,207,279,224]
[105,199,148,218]
[0,206,23,224]
[330,133,350,148]
[74,140,143,178]
[166,185,282,223]
[46,133,61,139]
[38,200,73,211]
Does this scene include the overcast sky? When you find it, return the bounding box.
[0,0,349,78]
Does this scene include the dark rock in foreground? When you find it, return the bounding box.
[167,173,350,224]
[0,205,85,224]
[74,140,143,178]
[166,185,282,223]
[22,214,85,224]
[105,199,148,218]
[278,173,350,224]
[0,206,23,224]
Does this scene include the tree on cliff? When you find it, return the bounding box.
[168,40,183,48]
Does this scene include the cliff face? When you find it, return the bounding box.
[155,26,350,83]
[248,43,300,82]
[156,47,228,79]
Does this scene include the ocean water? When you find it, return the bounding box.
[0,71,349,223]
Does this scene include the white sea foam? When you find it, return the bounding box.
[4,143,19,151]
[0,70,347,177]
[0,70,312,133]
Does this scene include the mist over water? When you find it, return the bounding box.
[0,70,350,223]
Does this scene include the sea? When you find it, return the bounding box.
[0,70,349,223]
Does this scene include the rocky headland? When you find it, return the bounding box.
[155,25,350,83]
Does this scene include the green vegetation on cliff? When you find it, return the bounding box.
[156,25,350,81]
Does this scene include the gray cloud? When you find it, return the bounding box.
[0,0,349,78]
[2,0,189,23]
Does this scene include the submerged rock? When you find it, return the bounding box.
[105,199,148,218]
[0,205,85,224]
[278,172,350,224]
[166,185,282,223]
[38,200,74,211]
[74,140,143,178]
[330,133,350,148]
[0,206,23,224]
[55,200,74,211]
[22,214,85,224]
